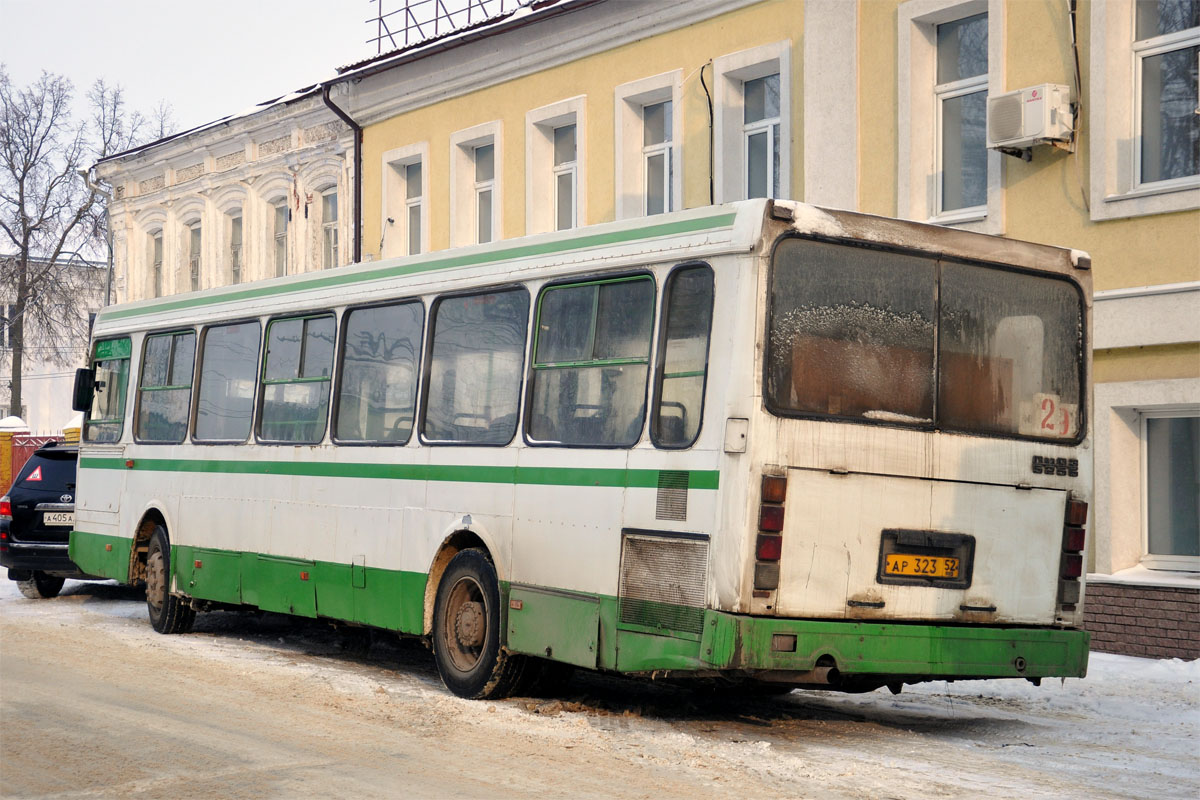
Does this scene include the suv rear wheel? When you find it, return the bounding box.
[16,571,65,599]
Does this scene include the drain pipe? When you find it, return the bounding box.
[322,84,363,263]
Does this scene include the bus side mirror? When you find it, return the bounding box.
[72,367,95,412]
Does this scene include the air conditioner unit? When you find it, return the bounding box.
[986,83,1072,150]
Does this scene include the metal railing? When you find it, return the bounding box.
[367,0,533,53]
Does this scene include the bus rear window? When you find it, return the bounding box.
[766,237,1084,441]
[767,240,935,424]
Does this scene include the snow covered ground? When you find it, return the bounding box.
[1,577,1197,799]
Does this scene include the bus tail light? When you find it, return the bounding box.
[0,497,10,521]
[759,505,784,532]
[1061,554,1083,579]
[1063,526,1086,553]
[756,534,782,561]
[755,474,786,592]
[1057,496,1088,609]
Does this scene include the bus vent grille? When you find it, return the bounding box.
[619,532,708,635]
[655,470,689,521]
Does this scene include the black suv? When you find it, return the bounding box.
[1,442,88,598]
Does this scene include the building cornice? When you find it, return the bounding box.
[345,0,765,127]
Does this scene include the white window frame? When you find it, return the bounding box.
[271,198,289,278]
[614,71,683,220]
[897,0,1004,233]
[1140,406,1200,572]
[713,41,792,204]
[228,212,243,284]
[320,187,339,269]
[450,121,502,247]
[551,124,578,230]
[1091,0,1200,220]
[526,97,586,234]
[381,142,429,258]
[150,229,164,298]
[186,221,202,292]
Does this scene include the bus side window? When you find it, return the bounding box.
[259,314,336,444]
[84,337,132,443]
[527,276,655,447]
[422,288,529,445]
[135,330,195,444]
[335,301,424,443]
[651,266,714,448]
[195,322,261,442]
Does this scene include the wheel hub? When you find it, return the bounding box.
[454,601,485,648]
[146,550,165,612]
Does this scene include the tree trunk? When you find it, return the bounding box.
[8,256,26,419]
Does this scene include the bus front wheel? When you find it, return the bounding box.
[146,525,195,635]
[432,549,525,699]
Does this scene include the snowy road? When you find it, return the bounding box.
[0,579,1196,799]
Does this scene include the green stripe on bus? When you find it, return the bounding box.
[77,456,720,490]
[97,212,738,323]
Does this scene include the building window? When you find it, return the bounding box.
[643,101,673,215]
[615,72,682,220]
[187,222,201,292]
[526,98,585,234]
[382,143,429,258]
[1,304,13,348]
[322,189,339,269]
[229,214,243,284]
[743,74,781,199]
[150,230,163,298]
[404,162,422,256]
[552,124,577,230]
[898,0,1002,231]
[450,122,502,247]
[1134,0,1200,188]
[474,143,495,244]
[935,13,988,214]
[1090,0,1199,219]
[1143,411,1200,570]
[273,200,288,277]
[713,42,792,204]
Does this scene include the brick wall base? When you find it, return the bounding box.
[1084,582,1199,660]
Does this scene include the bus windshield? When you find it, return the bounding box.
[766,237,1083,441]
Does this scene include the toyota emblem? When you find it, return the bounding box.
[60,494,73,503]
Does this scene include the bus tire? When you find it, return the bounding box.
[432,548,525,699]
[146,525,195,635]
[16,571,65,599]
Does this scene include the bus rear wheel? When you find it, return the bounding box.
[146,525,195,634]
[432,549,525,699]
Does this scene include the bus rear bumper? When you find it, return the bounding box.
[700,611,1090,681]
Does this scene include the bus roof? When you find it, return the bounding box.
[92,198,1089,337]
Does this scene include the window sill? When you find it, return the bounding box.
[927,207,986,226]
[1088,563,1200,588]
[1092,180,1200,222]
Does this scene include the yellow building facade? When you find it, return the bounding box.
[336,0,1197,656]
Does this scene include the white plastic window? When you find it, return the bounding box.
[1142,410,1200,570]
[474,143,495,244]
[743,74,781,199]
[405,162,422,256]
[935,13,988,214]
[1134,0,1200,189]
[273,200,288,277]
[643,101,673,215]
[553,124,577,230]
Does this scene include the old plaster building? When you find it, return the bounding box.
[95,0,1198,656]
[94,91,351,303]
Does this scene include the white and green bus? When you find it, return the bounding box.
[69,199,1092,698]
